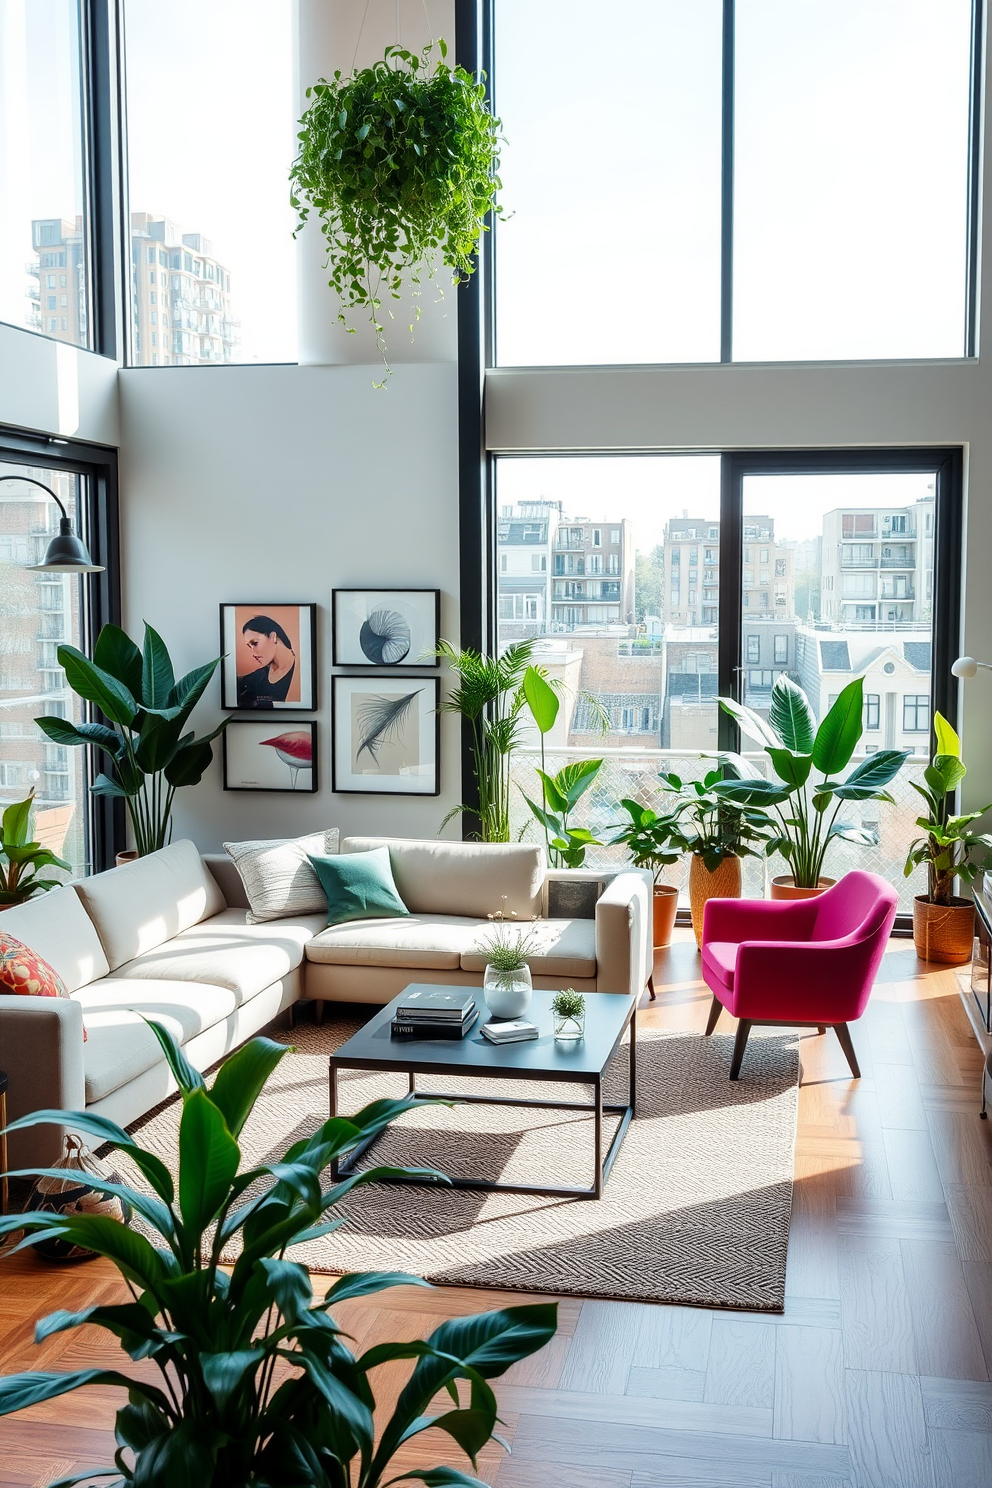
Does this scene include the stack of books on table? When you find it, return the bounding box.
[390,987,479,1039]
[481,1018,539,1044]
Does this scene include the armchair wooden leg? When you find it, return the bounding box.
[729,1019,753,1081]
[314,1000,325,1026]
[704,995,722,1036]
[647,973,656,1002]
[834,1023,861,1079]
[817,1025,827,1035]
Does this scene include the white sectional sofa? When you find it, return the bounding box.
[0,836,651,1169]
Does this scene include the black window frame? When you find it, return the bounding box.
[0,425,123,871]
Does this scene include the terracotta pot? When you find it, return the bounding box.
[913,895,975,965]
[115,850,139,868]
[769,875,836,901]
[689,855,741,949]
[652,884,679,948]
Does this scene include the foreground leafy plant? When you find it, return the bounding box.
[34,623,225,858]
[0,1023,556,1486]
[0,791,70,907]
[290,41,502,379]
[904,710,992,905]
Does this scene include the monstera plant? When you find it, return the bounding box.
[35,624,225,858]
[291,40,502,379]
[713,675,910,895]
[0,1022,556,1487]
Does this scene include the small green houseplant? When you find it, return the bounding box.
[290,41,502,378]
[0,791,70,908]
[550,988,585,1041]
[713,676,910,896]
[905,710,992,964]
[0,1022,555,1487]
[608,800,682,948]
[35,623,226,858]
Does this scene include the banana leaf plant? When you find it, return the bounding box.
[904,710,992,905]
[0,1021,556,1487]
[520,666,604,868]
[34,624,226,858]
[0,791,70,907]
[712,675,910,890]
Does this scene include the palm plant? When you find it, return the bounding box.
[34,624,225,858]
[436,639,536,841]
[0,1022,556,1487]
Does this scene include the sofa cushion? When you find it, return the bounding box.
[107,908,325,1004]
[461,919,596,980]
[341,837,543,920]
[309,848,410,927]
[75,978,238,1103]
[0,886,110,992]
[224,829,339,923]
[74,840,226,971]
[305,915,481,970]
[702,941,737,991]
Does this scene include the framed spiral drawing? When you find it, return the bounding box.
[332,589,440,668]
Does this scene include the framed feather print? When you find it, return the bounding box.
[332,589,440,668]
[332,675,439,795]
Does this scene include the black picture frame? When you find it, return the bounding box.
[332,675,440,795]
[332,588,441,668]
[222,719,318,793]
[220,603,318,711]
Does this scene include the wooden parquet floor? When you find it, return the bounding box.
[1,931,990,1488]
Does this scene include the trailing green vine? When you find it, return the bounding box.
[290,40,502,381]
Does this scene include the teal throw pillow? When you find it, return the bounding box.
[307,847,410,926]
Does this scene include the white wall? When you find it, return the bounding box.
[0,322,119,446]
[117,360,462,850]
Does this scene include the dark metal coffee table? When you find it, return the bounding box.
[328,986,637,1199]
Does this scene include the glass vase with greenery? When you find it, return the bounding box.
[290,40,502,379]
[0,791,71,908]
[0,1022,556,1487]
[550,988,585,1040]
[34,623,226,859]
[712,676,910,890]
[436,638,536,842]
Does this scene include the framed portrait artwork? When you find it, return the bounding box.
[332,675,439,795]
[332,589,440,668]
[223,721,318,793]
[220,604,317,711]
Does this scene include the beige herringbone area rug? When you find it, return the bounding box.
[125,1014,800,1311]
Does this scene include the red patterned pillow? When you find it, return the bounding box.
[0,930,87,1041]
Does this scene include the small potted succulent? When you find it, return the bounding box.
[551,988,586,1040]
[905,711,992,964]
[608,799,682,947]
[0,792,70,909]
[476,922,539,1018]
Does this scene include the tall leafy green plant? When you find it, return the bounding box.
[520,666,604,867]
[0,1022,556,1487]
[436,639,536,842]
[291,41,502,379]
[712,676,910,889]
[904,710,992,905]
[0,791,70,907]
[35,624,225,858]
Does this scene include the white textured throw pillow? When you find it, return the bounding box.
[224,830,340,923]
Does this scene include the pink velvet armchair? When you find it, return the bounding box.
[701,871,899,1080]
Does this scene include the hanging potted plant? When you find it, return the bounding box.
[608,799,682,948]
[656,768,773,948]
[290,40,502,380]
[905,711,992,964]
[714,676,910,899]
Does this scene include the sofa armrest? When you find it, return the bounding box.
[203,853,249,910]
[594,871,652,995]
[0,995,85,1171]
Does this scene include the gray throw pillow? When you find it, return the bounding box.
[224,829,339,923]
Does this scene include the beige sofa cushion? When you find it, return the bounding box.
[341,837,543,920]
[223,829,339,923]
[0,886,110,992]
[108,908,325,1004]
[74,839,226,971]
[75,977,237,1103]
[306,914,480,970]
[461,919,596,980]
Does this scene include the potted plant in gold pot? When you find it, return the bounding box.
[905,711,992,964]
[714,676,910,899]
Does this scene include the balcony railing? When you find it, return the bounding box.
[508,745,928,914]
[880,556,915,568]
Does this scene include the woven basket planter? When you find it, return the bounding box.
[689,855,741,949]
[913,895,975,965]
